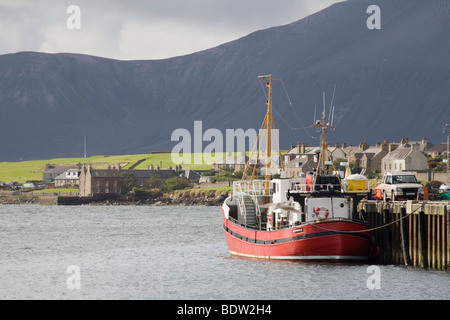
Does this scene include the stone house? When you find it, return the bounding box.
[79,165,189,197]
[426,143,448,158]
[43,164,80,183]
[381,143,429,174]
[346,141,390,172]
[283,143,346,177]
[285,155,316,178]
[213,152,260,172]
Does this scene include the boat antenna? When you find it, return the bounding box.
[444,123,450,184]
[328,83,337,124]
[312,93,336,175]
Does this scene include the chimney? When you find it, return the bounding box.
[300,143,306,154]
[359,142,369,151]
[389,143,398,153]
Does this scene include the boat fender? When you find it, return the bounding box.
[314,207,329,219]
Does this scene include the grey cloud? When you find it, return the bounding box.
[0,0,343,59]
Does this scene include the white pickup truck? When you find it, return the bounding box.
[379,172,424,201]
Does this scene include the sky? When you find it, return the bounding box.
[0,0,343,60]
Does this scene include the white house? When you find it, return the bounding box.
[54,169,81,187]
[381,143,428,174]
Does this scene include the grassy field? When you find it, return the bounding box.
[0,153,216,183]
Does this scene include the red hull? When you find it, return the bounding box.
[223,213,372,261]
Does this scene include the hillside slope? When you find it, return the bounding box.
[0,0,449,161]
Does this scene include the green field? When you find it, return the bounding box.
[0,153,217,183]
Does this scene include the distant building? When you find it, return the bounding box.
[79,165,198,197]
[381,143,429,174]
[346,141,390,172]
[54,169,81,187]
[213,152,259,172]
[285,155,316,178]
[426,143,448,158]
[43,164,80,183]
[283,142,345,177]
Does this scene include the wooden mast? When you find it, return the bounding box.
[241,74,285,185]
[264,74,273,182]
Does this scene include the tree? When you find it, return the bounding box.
[160,177,190,192]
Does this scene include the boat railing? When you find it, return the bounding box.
[251,183,263,230]
[233,180,274,197]
[290,182,341,193]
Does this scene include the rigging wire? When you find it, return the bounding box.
[258,80,318,140]
[313,205,421,234]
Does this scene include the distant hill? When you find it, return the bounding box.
[1,0,449,161]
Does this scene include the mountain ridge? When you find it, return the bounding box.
[0,0,449,161]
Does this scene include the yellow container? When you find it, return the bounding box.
[346,179,369,193]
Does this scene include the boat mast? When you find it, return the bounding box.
[313,94,335,174]
[265,74,273,182]
[241,74,285,185]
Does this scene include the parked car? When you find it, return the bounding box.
[378,172,425,201]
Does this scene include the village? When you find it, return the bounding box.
[0,136,448,205]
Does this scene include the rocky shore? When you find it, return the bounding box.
[0,189,230,207]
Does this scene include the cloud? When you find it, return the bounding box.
[0,0,344,60]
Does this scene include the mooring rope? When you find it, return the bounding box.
[312,206,422,234]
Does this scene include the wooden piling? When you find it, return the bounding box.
[383,209,393,264]
[418,211,427,269]
[400,207,411,266]
[427,214,431,268]
[358,200,449,269]
[447,208,450,270]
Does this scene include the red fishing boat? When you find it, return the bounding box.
[222,75,374,261]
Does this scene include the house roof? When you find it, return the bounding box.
[54,169,80,180]
[214,155,248,165]
[428,143,448,153]
[89,169,179,179]
[383,147,411,160]
[43,165,74,175]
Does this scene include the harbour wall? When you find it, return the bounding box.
[359,200,449,270]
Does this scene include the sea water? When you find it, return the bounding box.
[0,205,449,300]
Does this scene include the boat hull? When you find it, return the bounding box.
[223,212,372,261]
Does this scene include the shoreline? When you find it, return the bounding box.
[0,192,228,207]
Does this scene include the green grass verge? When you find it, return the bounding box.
[0,153,215,183]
